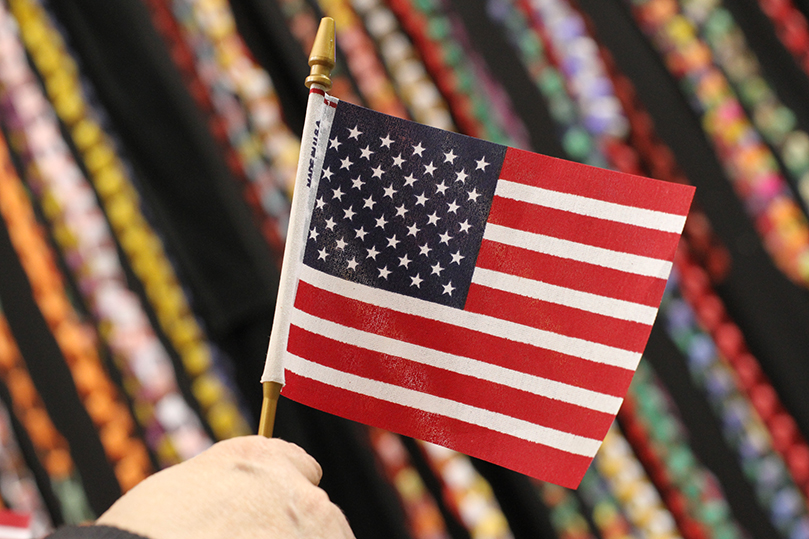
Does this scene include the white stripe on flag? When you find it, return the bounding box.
[0,527,33,539]
[290,308,623,414]
[284,351,602,457]
[483,223,673,279]
[300,266,642,370]
[495,179,688,233]
[471,267,659,324]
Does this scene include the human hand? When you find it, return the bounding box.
[96,436,355,539]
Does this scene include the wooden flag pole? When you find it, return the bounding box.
[257,17,335,438]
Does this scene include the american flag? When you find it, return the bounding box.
[265,92,694,488]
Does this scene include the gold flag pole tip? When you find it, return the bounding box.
[305,17,336,90]
[257,381,282,437]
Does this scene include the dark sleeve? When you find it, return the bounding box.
[46,525,150,539]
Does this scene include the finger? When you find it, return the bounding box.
[275,441,323,485]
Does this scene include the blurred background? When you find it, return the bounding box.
[1,0,809,537]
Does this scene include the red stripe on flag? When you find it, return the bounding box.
[294,280,635,396]
[282,371,593,488]
[500,147,694,214]
[476,240,666,307]
[287,325,615,440]
[465,285,652,353]
[488,196,681,260]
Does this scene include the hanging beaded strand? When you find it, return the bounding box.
[0,385,53,536]
[167,0,301,201]
[485,0,610,166]
[314,0,411,117]
[619,360,748,539]
[0,0,222,471]
[681,0,809,215]
[0,309,94,525]
[348,0,455,130]
[595,424,684,539]
[0,11,169,495]
[384,0,523,145]
[535,481,600,539]
[9,0,252,444]
[663,260,809,539]
[627,0,809,287]
[754,0,809,79]
[367,428,452,539]
[143,0,287,266]
[520,0,630,160]
[419,442,514,539]
[576,468,642,539]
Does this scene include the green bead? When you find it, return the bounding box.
[562,127,592,160]
[783,132,809,172]
[699,499,731,526]
[740,76,769,104]
[427,18,450,41]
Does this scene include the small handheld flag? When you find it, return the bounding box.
[261,18,695,489]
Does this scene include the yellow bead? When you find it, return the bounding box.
[72,119,102,152]
[180,343,212,378]
[192,374,223,408]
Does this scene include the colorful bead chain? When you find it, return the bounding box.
[384,0,521,145]
[273,0,365,104]
[0,308,94,524]
[349,0,455,130]
[536,481,599,539]
[8,0,252,443]
[754,0,809,78]
[577,468,641,539]
[523,0,630,142]
[675,248,809,501]
[662,262,809,538]
[367,428,452,539]
[0,23,162,495]
[316,0,410,117]
[0,393,53,536]
[485,0,609,166]
[143,0,287,265]
[595,424,684,539]
[628,0,809,286]
[682,0,809,214]
[419,442,514,539]
[566,5,809,532]
[620,360,748,539]
[0,2,218,470]
[168,0,301,202]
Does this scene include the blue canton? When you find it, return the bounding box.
[303,101,506,309]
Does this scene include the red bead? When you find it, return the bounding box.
[787,444,809,486]
[713,322,745,360]
[780,12,809,51]
[733,353,762,389]
[695,294,726,330]
[770,412,798,453]
[759,0,792,19]
[751,383,778,420]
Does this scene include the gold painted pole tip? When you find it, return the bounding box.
[305,17,336,90]
[257,381,283,437]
